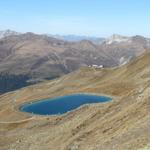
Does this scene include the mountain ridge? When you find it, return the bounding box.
[0,30,150,93]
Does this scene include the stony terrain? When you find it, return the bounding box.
[0,52,149,150]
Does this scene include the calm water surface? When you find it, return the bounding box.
[20,94,111,115]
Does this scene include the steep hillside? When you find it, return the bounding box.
[0,32,117,93]
[0,52,149,150]
[0,32,150,93]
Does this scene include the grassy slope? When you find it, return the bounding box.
[0,52,150,150]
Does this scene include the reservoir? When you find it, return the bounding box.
[20,94,111,115]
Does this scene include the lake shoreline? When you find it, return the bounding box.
[19,93,113,116]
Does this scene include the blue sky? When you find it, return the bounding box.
[0,0,150,37]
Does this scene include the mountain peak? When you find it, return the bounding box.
[110,34,127,38]
[0,29,20,39]
[105,34,131,44]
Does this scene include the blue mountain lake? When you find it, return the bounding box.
[20,94,111,115]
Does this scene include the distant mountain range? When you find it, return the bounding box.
[47,34,105,43]
[0,29,20,39]
[0,29,150,93]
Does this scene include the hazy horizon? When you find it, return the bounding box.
[1,29,150,39]
[0,0,150,37]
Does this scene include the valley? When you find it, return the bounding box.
[0,1,150,150]
[0,52,149,150]
[0,30,150,93]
